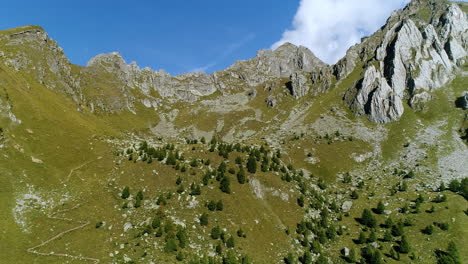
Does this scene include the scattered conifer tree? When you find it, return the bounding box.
[237,166,246,184]
[375,201,385,214]
[247,155,257,174]
[216,200,224,211]
[399,235,410,253]
[200,213,209,226]
[121,186,130,199]
[226,236,235,248]
[220,176,231,194]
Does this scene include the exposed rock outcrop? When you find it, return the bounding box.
[347,1,467,122]
[288,71,310,99]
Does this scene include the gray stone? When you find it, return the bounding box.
[341,201,353,213]
[289,71,310,98]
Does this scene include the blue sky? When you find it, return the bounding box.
[1,0,298,74]
[1,0,466,75]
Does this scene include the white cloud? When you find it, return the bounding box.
[272,0,411,65]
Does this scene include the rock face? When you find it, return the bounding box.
[214,43,327,89]
[347,1,468,122]
[351,66,404,123]
[87,52,217,102]
[288,71,310,99]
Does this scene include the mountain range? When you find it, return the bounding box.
[1,0,467,263]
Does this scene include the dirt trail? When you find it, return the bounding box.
[27,158,103,263]
[27,203,100,263]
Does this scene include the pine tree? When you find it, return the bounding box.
[297,196,305,207]
[399,235,410,253]
[390,247,400,260]
[220,176,231,194]
[237,166,246,184]
[351,190,359,200]
[164,238,178,253]
[372,249,383,264]
[176,228,188,248]
[349,248,356,263]
[302,251,312,264]
[215,243,223,255]
[237,228,246,238]
[208,200,216,211]
[383,230,393,242]
[375,201,385,214]
[151,217,161,229]
[316,255,327,264]
[368,230,377,243]
[357,231,367,244]
[223,250,238,264]
[246,155,257,174]
[200,213,209,226]
[211,226,221,239]
[449,179,461,192]
[447,241,461,264]
[218,162,227,174]
[361,209,377,228]
[384,217,394,228]
[439,182,446,192]
[216,200,224,211]
[176,251,185,261]
[121,186,130,199]
[422,224,434,235]
[392,222,404,237]
[226,236,235,248]
[284,253,296,264]
[166,152,176,165]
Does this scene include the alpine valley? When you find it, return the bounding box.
[0,0,467,264]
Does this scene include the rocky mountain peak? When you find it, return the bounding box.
[343,1,467,123]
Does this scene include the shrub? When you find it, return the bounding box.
[422,225,434,235]
[433,195,447,203]
[211,226,221,239]
[434,222,449,231]
[449,179,461,192]
[216,200,224,211]
[297,196,305,207]
[152,217,161,229]
[121,186,130,199]
[237,166,246,184]
[200,213,209,226]
[207,200,216,211]
[220,176,231,194]
[237,229,246,238]
[176,229,188,248]
[375,201,385,214]
[164,238,178,253]
[226,236,235,248]
[350,190,359,200]
[392,222,404,237]
[176,252,185,261]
